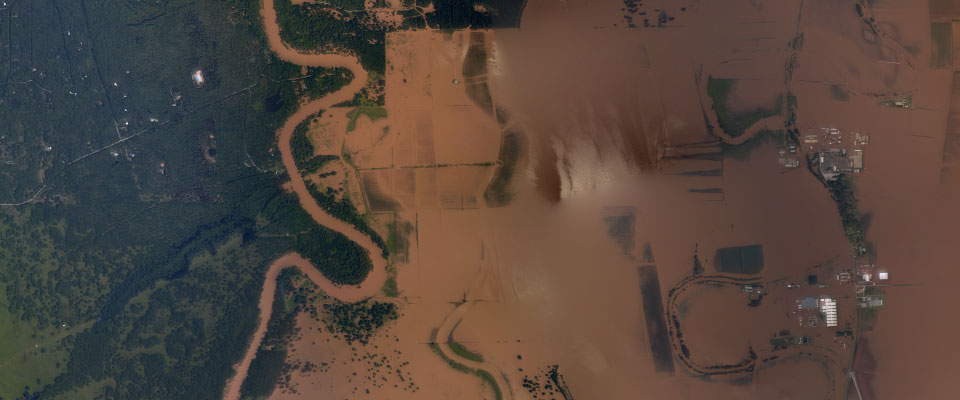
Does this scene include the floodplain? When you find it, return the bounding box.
[2,0,957,399]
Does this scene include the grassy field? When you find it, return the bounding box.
[0,292,72,398]
[345,104,388,132]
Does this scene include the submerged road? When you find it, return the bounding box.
[222,1,387,398]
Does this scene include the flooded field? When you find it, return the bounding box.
[234,0,959,398]
[637,266,674,373]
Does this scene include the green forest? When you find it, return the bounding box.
[274,0,387,73]
[273,0,527,75]
[306,182,388,257]
[290,112,339,174]
[238,267,303,399]
[301,66,354,100]
[0,0,372,398]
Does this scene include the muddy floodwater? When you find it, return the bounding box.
[229,0,960,398]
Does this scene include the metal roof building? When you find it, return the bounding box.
[819,297,838,327]
[798,297,819,310]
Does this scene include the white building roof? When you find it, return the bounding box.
[819,297,838,327]
[192,69,205,86]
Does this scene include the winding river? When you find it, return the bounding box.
[222,1,387,398]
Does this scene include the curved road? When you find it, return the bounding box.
[223,1,387,399]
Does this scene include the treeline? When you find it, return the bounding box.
[274,0,386,73]
[306,181,387,257]
[290,113,338,174]
[826,175,865,245]
[0,0,392,397]
[301,155,339,175]
[40,232,270,400]
[296,226,372,285]
[345,103,388,132]
[300,66,354,100]
[398,0,526,30]
[37,184,374,399]
[239,268,303,399]
[321,299,398,345]
[804,153,866,246]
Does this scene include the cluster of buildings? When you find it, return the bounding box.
[853,263,887,310]
[742,284,764,307]
[818,149,864,180]
[853,263,888,284]
[795,296,839,327]
[879,96,912,109]
[773,127,871,176]
[800,127,870,180]
[777,143,800,168]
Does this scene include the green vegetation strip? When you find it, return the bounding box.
[291,112,340,174]
[346,104,388,132]
[305,181,388,257]
[381,275,399,297]
[303,66,354,100]
[241,268,303,398]
[476,369,503,400]
[427,343,473,374]
[427,343,502,400]
[274,0,386,73]
[448,341,484,362]
[296,226,373,286]
[826,176,865,245]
